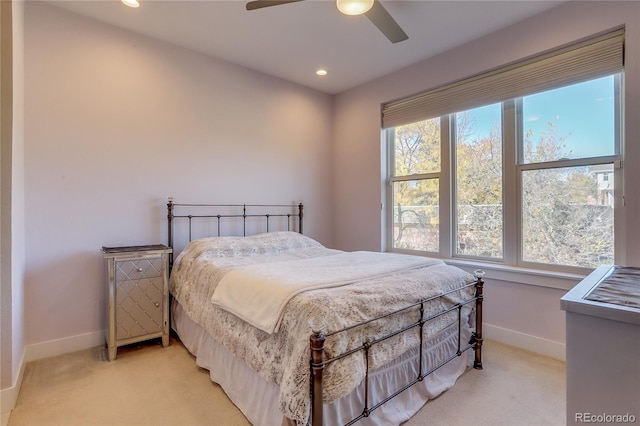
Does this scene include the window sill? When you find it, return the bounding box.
[444,258,586,291]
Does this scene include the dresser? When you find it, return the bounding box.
[102,244,172,361]
[561,265,640,425]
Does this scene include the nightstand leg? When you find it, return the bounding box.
[108,346,117,361]
[162,334,169,348]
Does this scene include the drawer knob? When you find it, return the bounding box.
[136,267,143,272]
[155,302,160,308]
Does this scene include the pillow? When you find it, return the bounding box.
[179,231,324,260]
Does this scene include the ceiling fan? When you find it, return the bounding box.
[245,0,409,44]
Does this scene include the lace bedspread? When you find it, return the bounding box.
[169,232,475,424]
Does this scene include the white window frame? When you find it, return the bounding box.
[386,74,623,275]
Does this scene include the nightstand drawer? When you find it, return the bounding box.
[115,258,163,281]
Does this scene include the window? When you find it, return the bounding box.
[392,118,441,252]
[519,77,618,268]
[387,74,621,272]
[455,104,503,259]
[384,30,624,272]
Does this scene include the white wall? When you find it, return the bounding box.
[23,2,334,347]
[10,0,24,391]
[0,0,14,393]
[1,0,26,417]
[332,0,640,358]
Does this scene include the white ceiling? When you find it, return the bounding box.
[48,0,565,95]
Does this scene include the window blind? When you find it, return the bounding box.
[382,28,625,129]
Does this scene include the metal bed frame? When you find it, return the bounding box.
[166,198,483,426]
[310,276,484,426]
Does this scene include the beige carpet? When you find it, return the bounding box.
[8,337,565,426]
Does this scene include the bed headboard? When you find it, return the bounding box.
[166,197,303,270]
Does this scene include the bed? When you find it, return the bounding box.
[166,199,484,426]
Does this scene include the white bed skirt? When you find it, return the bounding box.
[172,300,472,426]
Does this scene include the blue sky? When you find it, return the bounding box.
[462,75,617,159]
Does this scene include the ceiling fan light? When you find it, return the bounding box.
[121,0,140,8]
[336,0,374,16]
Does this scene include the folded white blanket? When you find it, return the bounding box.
[211,251,443,333]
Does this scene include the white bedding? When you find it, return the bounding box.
[169,232,475,424]
[212,251,442,334]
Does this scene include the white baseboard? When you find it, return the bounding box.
[1,331,104,418]
[25,330,104,363]
[484,323,566,361]
[0,348,26,418]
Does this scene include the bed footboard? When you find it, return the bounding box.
[471,269,484,370]
[309,269,485,426]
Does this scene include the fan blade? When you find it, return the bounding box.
[365,1,408,43]
[246,0,304,11]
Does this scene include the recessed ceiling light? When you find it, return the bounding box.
[122,0,140,8]
[316,69,328,76]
